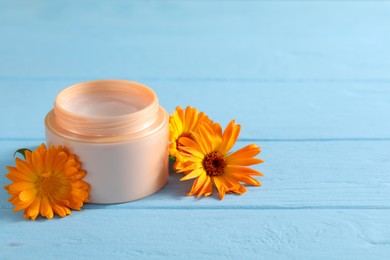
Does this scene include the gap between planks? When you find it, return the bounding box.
[2,205,390,211]
[2,76,390,83]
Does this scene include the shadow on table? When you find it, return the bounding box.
[85,160,200,210]
[84,160,221,210]
[132,160,220,202]
[159,160,195,198]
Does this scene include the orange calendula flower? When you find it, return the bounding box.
[175,120,263,200]
[169,106,212,169]
[4,143,90,220]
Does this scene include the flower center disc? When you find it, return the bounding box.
[36,171,61,198]
[203,151,226,176]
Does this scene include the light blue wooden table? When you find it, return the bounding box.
[1,1,390,259]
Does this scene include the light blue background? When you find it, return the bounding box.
[1,1,390,259]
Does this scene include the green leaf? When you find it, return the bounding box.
[169,155,176,162]
[13,148,32,160]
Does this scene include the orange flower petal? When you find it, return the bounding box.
[5,170,31,182]
[212,176,227,200]
[40,197,54,219]
[70,170,87,181]
[229,173,261,186]
[203,181,213,197]
[196,175,211,198]
[32,149,44,173]
[15,158,34,176]
[53,151,67,173]
[26,198,41,220]
[225,165,264,176]
[227,157,264,166]
[178,137,204,158]
[187,173,207,196]
[8,182,35,192]
[219,120,241,154]
[176,162,201,173]
[184,106,197,132]
[13,200,33,212]
[196,124,215,154]
[25,150,33,165]
[180,168,204,181]
[45,147,56,170]
[53,204,68,217]
[180,142,204,160]
[227,144,261,161]
[19,188,37,202]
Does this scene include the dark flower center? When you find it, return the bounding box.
[202,151,226,176]
[36,170,59,197]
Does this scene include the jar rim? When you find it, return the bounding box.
[53,80,160,136]
[54,79,158,120]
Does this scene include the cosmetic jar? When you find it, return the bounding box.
[45,80,169,204]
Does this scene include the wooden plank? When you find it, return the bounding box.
[0,1,389,80]
[2,140,389,210]
[1,80,389,139]
[1,208,389,259]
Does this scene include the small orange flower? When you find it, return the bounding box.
[4,143,90,220]
[169,106,213,169]
[175,120,263,199]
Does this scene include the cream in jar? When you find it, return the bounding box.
[45,80,169,204]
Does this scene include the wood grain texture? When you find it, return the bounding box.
[0,0,389,259]
[1,209,390,259]
[0,1,390,81]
